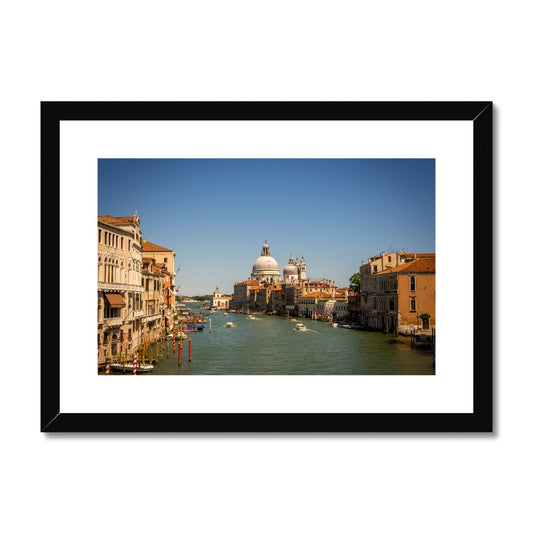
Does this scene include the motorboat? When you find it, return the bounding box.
[109,363,154,373]
[223,312,228,316]
[331,323,338,328]
[294,323,307,331]
[224,322,236,328]
[246,314,256,320]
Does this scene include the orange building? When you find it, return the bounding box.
[372,255,435,333]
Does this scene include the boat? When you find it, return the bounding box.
[342,324,351,329]
[196,324,205,331]
[294,323,307,331]
[415,334,432,348]
[331,323,338,328]
[109,363,154,373]
[223,312,228,316]
[224,322,236,328]
[246,314,256,320]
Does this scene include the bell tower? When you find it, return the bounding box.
[299,256,307,281]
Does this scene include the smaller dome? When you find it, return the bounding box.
[283,264,298,276]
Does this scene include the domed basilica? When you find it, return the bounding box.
[251,241,306,284]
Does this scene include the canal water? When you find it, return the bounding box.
[136,304,434,375]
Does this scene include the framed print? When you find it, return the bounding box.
[41,101,492,432]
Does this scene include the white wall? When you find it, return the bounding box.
[2,2,527,533]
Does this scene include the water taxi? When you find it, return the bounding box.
[224,322,236,328]
[294,323,307,331]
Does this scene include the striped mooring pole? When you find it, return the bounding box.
[106,363,110,375]
[189,338,192,362]
[133,354,137,375]
[178,342,182,366]
[173,333,176,353]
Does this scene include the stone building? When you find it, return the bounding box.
[142,240,176,330]
[141,257,164,344]
[97,213,144,364]
[231,279,262,312]
[210,285,232,310]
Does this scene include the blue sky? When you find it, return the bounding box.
[98,159,435,295]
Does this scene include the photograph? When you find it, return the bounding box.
[97,158,436,376]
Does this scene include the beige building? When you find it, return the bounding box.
[97,213,144,364]
[141,257,165,344]
[210,286,232,310]
[232,279,262,312]
[142,240,176,275]
[142,240,176,334]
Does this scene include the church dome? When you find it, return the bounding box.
[251,241,280,282]
[283,255,298,278]
[253,255,280,273]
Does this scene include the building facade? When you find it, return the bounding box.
[360,253,435,333]
[210,286,232,309]
[97,213,144,364]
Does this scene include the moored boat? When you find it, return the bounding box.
[109,363,154,373]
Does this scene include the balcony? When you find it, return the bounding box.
[98,282,143,293]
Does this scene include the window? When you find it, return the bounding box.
[373,265,378,273]
[164,257,168,263]
[389,298,395,311]
[121,237,124,249]
[388,255,391,263]
[409,296,417,312]
[410,276,416,291]
[98,229,102,243]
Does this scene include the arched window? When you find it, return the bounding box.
[410,276,416,291]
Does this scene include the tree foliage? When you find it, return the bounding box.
[349,272,361,292]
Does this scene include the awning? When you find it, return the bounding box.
[105,293,126,308]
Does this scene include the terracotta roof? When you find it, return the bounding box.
[375,257,435,275]
[403,253,435,259]
[142,240,173,252]
[300,291,330,299]
[237,280,262,286]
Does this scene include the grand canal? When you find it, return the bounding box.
[129,304,434,375]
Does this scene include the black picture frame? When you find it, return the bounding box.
[41,101,492,432]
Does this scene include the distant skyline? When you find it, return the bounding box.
[98,158,435,295]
